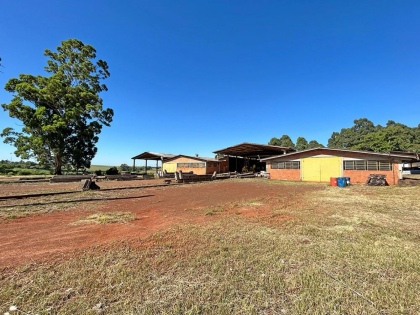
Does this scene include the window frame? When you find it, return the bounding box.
[343,160,392,171]
[271,161,300,169]
[177,162,206,168]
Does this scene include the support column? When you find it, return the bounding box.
[132,159,136,172]
[145,159,148,175]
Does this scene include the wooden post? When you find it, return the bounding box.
[132,159,136,172]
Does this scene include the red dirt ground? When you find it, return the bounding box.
[0,179,323,269]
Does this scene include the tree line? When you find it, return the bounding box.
[269,118,420,152]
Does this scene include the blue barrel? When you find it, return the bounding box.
[337,177,347,187]
[345,177,350,186]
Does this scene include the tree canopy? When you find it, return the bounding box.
[327,118,377,149]
[268,135,295,148]
[269,135,325,150]
[268,117,419,153]
[307,140,324,149]
[327,118,420,152]
[295,137,308,151]
[1,39,114,174]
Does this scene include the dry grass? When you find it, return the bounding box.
[72,211,136,225]
[0,189,139,220]
[1,182,419,314]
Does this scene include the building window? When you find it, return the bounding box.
[271,161,300,169]
[177,162,205,168]
[343,160,392,171]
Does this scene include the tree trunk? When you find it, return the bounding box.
[54,153,63,175]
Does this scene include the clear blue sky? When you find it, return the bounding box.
[1,0,419,166]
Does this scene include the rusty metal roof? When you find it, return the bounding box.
[131,152,176,161]
[213,142,295,159]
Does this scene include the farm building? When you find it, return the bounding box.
[261,148,419,185]
[213,142,295,173]
[131,152,176,173]
[163,155,227,175]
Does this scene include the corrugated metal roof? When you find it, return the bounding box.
[213,142,295,158]
[131,152,176,160]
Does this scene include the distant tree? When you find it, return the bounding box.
[269,135,295,148]
[307,140,324,149]
[105,167,119,175]
[413,124,420,152]
[295,137,308,151]
[120,163,130,171]
[268,137,281,146]
[1,39,114,174]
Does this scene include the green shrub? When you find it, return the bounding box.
[105,167,119,175]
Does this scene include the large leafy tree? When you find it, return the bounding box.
[328,118,377,149]
[356,120,417,152]
[1,39,113,174]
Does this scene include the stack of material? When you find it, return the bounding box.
[104,174,138,181]
[175,171,213,183]
[50,175,92,183]
[235,172,256,179]
[366,174,387,186]
[255,171,270,179]
[157,170,175,178]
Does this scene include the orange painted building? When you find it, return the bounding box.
[163,155,227,175]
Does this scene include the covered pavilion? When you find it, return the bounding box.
[131,152,176,174]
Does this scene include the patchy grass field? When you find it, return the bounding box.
[0,181,419,314]
[86,165,115,172]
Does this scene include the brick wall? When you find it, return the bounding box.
[266,165,301,181]
[343,163,400,185]
[218,160,229,173]
[205,161,219,175]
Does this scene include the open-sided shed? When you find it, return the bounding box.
[131,152,176,173]
[213,142,295,173]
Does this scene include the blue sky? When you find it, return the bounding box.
[1,0,419,166]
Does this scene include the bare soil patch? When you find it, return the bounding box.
[0,179,322,268]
